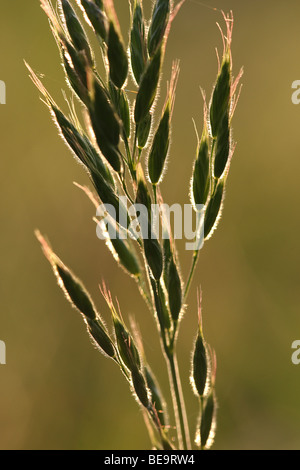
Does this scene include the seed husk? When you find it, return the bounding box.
[148,0,170,57]
[144,235,163,281]
[135,164,152,219]
[134,46,162,124]
[107,20,128,88]
[193,334,208,398]
[60,0,93,66]
[150,276,171,331]
[204,180,225,240]
[137,112,152,149]
[213,111,230,178]
[79,0,108,41]
[200,391,216,449]
[51,104,114,184]
[130,0,147,85]
[88,77,122,171]
[192,126,210,206]
[89,76,121,147]
[91,169,130,230]
[87,318,116,357]
[148,103,170,185]
[210,56,231,138]
[109,80,131,140]
[131,367,150,409]
[113,318,141,371]
[167,256,182,322]
[103,219,141,277]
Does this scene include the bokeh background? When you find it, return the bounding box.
[1,0,300,450]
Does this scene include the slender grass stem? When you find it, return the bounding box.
[165,350,191,450]
[184,250,200,301]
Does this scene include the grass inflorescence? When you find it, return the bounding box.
[28,0,242,450]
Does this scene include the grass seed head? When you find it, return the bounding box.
[135,164,152,218]
[192,123,210,206]
[60,0,94,66]
[103,219,141,277]
[107,20,129,89]
[143,236,163,281]
[199,390,217,449]
[134,46,162,124]
[78,0,108,41]
[209,56,231,139]
[150,276,171,331]
[213,111,230,178]
[167,256,182,323]
[137,112,152,149]
[204,179,225,240]
[87,318,116,357]
[148,104,170,185]
[88,77,122,171]
[51,105,113,183]
[113,317,141,371]
[147,0,170,57]
[36,231,97,321]
[131,367,151,409]
[91,170,130,229]
[130,0,147,85]
[192,334,208,398]
[89,77,121,147]
[108,80,131,140]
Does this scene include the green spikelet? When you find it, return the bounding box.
[137,112,152,149]
[167,256,182,323]
[113,317,141,371]
[109,80,131,140]
[214,111,230,178]
[148,102,170,185]
[192,123,210,206]
[210,54,231,139]
[148,0,170,57]
[35,231,115,357]
[87,318,116,357]
[131,367,151,408]
[144,236,163,281]
[134,46,162,124]
[88,76,122,171]
[200,391,217,449]
[204,180,225,239]
[130,0,147,85]
[150,276,171,331]
[79,0,108,41]
[107,20,128,88]
[60,0,94,65]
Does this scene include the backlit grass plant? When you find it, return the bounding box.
[28,0,242,450]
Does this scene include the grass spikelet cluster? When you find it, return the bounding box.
[29,0,242,450]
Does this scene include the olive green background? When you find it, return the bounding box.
[1,0,300,450]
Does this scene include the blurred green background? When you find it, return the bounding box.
[1,0,300,450]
